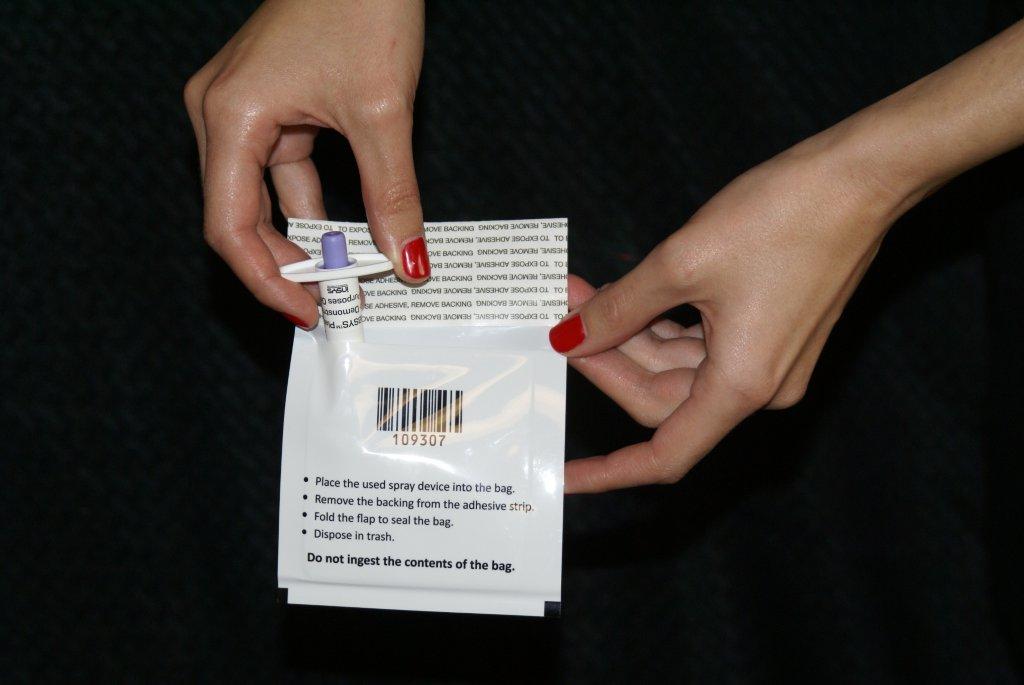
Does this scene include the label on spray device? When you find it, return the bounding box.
[278,219,567,617]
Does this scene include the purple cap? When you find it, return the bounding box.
[321,231,352,269]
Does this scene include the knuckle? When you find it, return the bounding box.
[767,383,807,410]
[202,225,222,252]
[633,380,684,428]
[653,232,698,291]
[183,73,205,115]
[201,75,260,124]
[352,91,413,129]
[377,179,421,219]
[719,365,777,408]
[593,282,631,331]
[657,471,683,486]
[632,405,667,429]
[651,458,683,486]
[201,79,232,120]
[639,442,683,486]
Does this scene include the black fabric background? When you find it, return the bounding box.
[3,1,1024,682]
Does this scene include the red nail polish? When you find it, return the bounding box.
[283,313,309,329]
[401,236,431,280]
[549,313,585,353]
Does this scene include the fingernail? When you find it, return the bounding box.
[400,236,431,280]
[549,313,586,353]
[283,313,312,330]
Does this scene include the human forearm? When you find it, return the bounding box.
[808,19,1024,223]
[555,20,1024,492]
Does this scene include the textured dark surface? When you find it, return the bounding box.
[3,1,1024,682]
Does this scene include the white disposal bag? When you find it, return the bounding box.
[277,219,567,617]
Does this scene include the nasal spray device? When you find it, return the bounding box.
[279,231,391,346]
[276,219,568,618]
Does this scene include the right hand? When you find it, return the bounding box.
[184,0,429,329]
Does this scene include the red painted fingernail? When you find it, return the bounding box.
[401,236,431,280]
[283,313,311,329]
[549,313,586,353]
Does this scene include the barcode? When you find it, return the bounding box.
[376,387,463,433]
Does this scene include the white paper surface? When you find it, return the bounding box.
[287,219,568,326]
[277,219,567,617]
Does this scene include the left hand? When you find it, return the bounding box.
[553,129,902,493]
[553,19,1024,493]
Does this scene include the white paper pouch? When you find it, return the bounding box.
[277,219,567,617]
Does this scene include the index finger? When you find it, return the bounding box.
[203,132,319,327]
[564,362,751,493]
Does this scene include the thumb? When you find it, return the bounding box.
[348,112,430,283]
[550,246,687,356]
